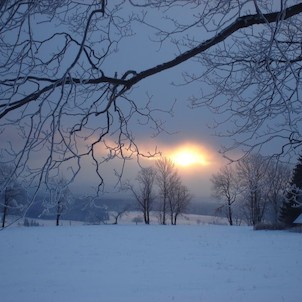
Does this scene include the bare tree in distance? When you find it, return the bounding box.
[42,177,73,226]
[127,167,157,224]
[279,155,302,225]
[212,157,291,225]
[156,157,177,225]
[237,154,268,225]
[211,166,240,226]
[167,172,182,225]
[0,163,27,228]
[265,161,291,223]
[74,196,109,225]
[164,171,191,225]
[110,207,129,225]
[236,154,283,226]
[1,1,302,191]
[171,184,191,225]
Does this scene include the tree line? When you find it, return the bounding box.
[2,153,302,228]
[0,157,191,227]
[0,166,74,228]
[126,157,191,225]
[211,154,302,227]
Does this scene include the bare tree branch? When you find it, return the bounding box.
[1,0,302,196]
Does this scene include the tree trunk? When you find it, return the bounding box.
[173,213,178,225]
[2,204,8,228]
[146,210,150,225]
[56,200,62,226]
[2,188,9,228]
[227,200,233,226]
[144,209,150,224]
[56,213,60,226]
[162,199,167,225]
[170,212,174,225]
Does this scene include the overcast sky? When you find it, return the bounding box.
[2,1,300,202]
[67,14,240,200]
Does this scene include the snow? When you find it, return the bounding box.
[0,224,301,302]
[293,213,302,224]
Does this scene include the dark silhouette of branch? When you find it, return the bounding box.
[1,3,302,119]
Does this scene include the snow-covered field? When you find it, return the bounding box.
[0,224,301,302]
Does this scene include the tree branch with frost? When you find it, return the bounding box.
[2,3,302,118]
[1,1,302,194]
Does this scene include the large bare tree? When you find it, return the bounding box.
[265,161,291,223]
[170,183,191,225]
[211,166,240,226]
[42,176,73,226]
[1,1,302,190]
[127,166,157,224]
[155,157,177,225]
[212,156,291,225]
[237,154,268,225]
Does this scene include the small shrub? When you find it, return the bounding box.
[24,218,40,227]
[24,218,30,227]
[289,225,302,233]
[253,222,286,231]
[132,216,143,225]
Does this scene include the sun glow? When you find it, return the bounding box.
[170,145,209,167]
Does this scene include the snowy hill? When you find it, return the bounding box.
[6,211,229,227]
[1,224,301,302]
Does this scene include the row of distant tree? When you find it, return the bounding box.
[0,167,118,227]
[0,157,191,227]
[0,166,74,228]
[211,154,302,227]
[2,154,302,228]
[126,157,191,225]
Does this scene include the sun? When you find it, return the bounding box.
[170,146,209,167]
